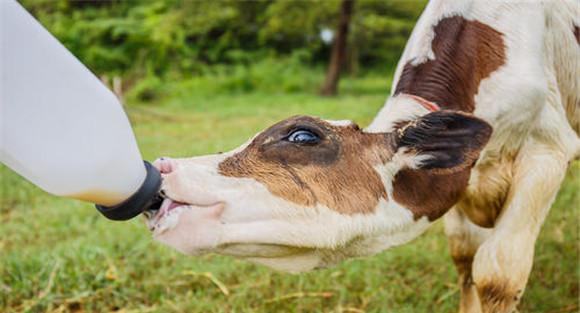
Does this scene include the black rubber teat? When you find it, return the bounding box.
[95,161,163,221]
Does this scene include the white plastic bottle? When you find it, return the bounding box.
[0,0,161,220]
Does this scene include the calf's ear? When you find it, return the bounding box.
[395,110,492,173]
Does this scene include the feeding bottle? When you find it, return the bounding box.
[0,0,162,220]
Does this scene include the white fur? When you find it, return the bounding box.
[366,94,434,133]
[325,119,354,127]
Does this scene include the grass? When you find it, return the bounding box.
[1,74,578,313]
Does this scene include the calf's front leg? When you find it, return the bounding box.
[471,143,569,313]
[444,208,491,313]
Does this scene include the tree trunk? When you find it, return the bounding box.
[320,0,355,96]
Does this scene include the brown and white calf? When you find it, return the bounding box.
[147,1,580,312]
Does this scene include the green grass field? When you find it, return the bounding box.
[1,76,578,313]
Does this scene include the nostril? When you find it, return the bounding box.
[153,157,174,174]
[159,189,168,198]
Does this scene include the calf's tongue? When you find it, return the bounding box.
[167,200,186,211]
[155,198,187,219]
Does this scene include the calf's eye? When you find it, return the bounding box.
[287,129,320,144]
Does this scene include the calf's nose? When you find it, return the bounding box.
[153,157,175,174]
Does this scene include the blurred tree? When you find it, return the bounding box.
[320,0,355,96]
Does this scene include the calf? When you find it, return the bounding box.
[147,1,580,312]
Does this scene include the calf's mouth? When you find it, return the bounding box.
[145,196,223,234]
[145,198,186,230]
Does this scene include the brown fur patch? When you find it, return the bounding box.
[218,116,394,215]
[451,254,474,287]
[574,24,580,45]
[393,168,471,220]
[477,280,520,312]
[394,16,506,112]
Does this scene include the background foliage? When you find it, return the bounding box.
[21,0,426,100]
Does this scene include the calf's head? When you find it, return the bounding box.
[147,111,491,272]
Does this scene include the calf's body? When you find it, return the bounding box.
[368,2,579,312]
[148,1,580,312]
